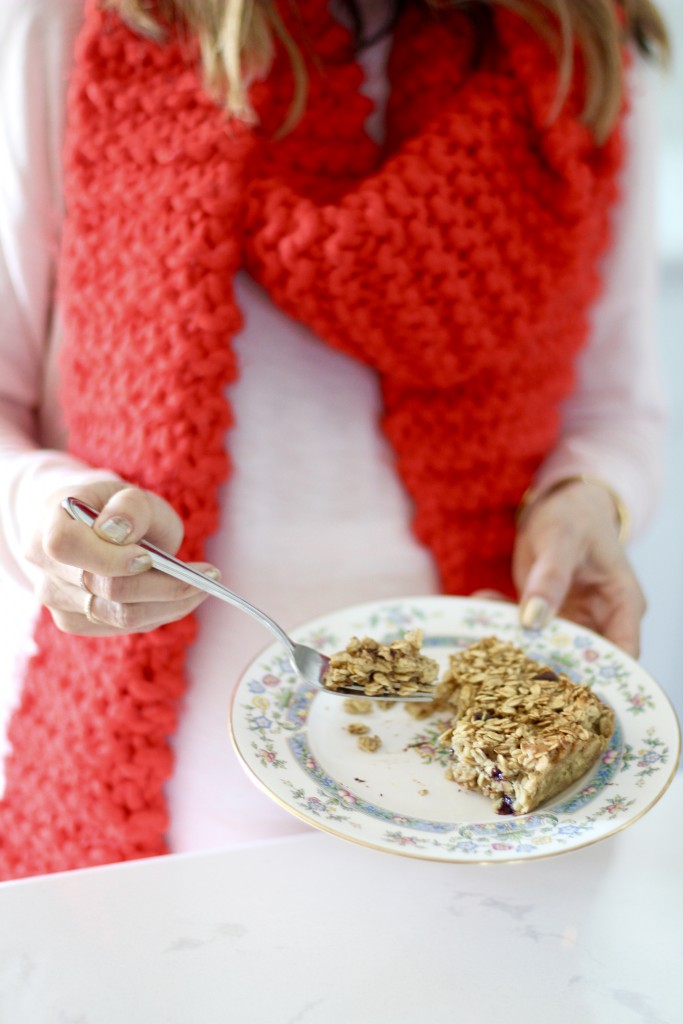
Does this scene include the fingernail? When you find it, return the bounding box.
[129,553,152,573]
[520,596,551,631]
[205,567,221,581]
[98,516,133,544]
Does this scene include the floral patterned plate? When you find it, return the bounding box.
[229,596,681,862]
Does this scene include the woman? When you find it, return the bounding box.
[0,0,668,878]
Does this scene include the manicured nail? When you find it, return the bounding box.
[98,516,133,544]
[205,567,221,581]
[520,596,551,631]
[129,554,152,573]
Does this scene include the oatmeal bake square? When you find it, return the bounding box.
[434,637,615,815]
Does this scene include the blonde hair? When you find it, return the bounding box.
[104,0,669,139]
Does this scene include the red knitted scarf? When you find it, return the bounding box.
[0,0,623,878]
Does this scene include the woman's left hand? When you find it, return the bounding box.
[512,479,646,658]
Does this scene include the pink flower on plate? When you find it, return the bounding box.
[262,673,280,687]
[336,789,357,806]
[629,692,648,709]
[394,834,419,847]
[583,649,599,662]
[604,797,629,815]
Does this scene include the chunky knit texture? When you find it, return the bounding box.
[0,0,623,878]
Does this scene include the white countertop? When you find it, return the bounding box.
[1,772,682,1024]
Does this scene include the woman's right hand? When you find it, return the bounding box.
[24,481,220,636]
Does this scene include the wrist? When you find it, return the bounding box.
[517,475,631,544]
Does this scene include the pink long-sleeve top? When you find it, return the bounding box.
[0,0,667,852]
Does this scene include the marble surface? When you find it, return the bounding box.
[0,773,681,1024]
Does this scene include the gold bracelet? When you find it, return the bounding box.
[516,474,631,544]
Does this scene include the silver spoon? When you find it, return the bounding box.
[62,497,435,702]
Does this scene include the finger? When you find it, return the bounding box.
[50,603,198,637]
[84,563,221,604]
[517,535,583,631]
[40,561,219,613]
[602,612,641,658]
[48,582,210,636]
[43,512,154,581]
[44,486,183,580]
[49,608,125,637]
[597,581,646,658]
[44,583,136,637]
[84,586,209,633]
[92,487,184,553]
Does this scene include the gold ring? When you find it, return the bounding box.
[84,592,98,624]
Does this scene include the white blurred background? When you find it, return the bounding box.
[630,0,683,734]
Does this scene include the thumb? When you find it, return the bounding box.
[517,538,581,631]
